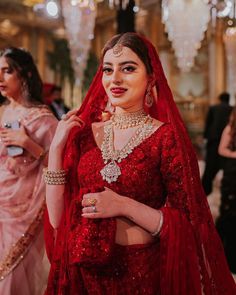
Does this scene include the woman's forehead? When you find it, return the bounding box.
[0,56,10,67]
[103,46,142,64]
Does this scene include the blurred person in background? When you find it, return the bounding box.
[202,92,232,196]
[217,106,236,275]
[47,85,70,120]
[0,47,57,295]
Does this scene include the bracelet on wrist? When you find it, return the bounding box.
[43,168,67,185]
[151,210,164,237]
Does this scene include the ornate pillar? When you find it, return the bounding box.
[224,27,236,105]
[208,19,226,104]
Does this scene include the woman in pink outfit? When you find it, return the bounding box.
[0,47,57,295]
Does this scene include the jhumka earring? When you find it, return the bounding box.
[145,82,154,108]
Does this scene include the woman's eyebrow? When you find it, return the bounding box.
[0,66,10,70]
[103,61,139,66]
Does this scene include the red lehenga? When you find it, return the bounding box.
[44,34,236,295]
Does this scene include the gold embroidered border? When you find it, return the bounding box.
[0,203,45,280]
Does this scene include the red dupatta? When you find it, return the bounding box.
[44,33,236,294]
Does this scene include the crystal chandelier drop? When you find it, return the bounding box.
[162,0,211,72]
[69,0,130,9]
[61,0,131,86]
[62,0,97,86]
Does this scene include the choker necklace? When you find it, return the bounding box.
[111,109,148,129]
[100,116,153,183]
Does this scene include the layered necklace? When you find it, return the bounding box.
[100,110,153,183]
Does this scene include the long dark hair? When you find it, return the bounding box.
[102,32,153,75]
[0,47,43,106]
[0,92,5,106]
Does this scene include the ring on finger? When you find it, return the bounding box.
[88,198,97,206]
[91,205,97,213]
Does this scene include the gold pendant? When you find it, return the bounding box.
[100,161,121,183]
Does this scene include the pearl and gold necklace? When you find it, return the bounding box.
[100,111,153,183]
[111,109,148,129]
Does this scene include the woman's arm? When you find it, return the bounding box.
[46,111,83,229]
[82,187,163,235]
[218,125,236,158]
[46,144,65,229]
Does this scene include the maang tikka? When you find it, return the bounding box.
[112,43,123,57]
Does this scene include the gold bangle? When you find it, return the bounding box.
[43,168,67,176]
[43,168,67,185]
[151,210,164,237]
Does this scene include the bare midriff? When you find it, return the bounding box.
[115,217,154,245]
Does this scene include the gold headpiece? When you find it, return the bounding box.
[112,43,123,57]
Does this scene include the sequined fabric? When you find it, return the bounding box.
[45,123,236,294]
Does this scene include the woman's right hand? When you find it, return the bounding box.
[50,109,84,152]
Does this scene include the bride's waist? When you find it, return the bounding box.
[115,217,154,246]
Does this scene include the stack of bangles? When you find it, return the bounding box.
[43,168,67,185]
[151,210,164,237]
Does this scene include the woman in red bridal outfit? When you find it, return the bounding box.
[44,33,236,294]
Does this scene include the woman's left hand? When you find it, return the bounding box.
[0,125,28,148]
[81,187,124,218]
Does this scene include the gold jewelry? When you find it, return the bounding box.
[43,168,67,185]
[100,116,153,183]
[151,210,164,237]
[112,43,123,56]
[88,199,97,206]
[111,109,148,129]
[145,83,154,108]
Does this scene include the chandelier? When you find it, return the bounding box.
[162,0,236,72]
[68,0,130,10]
[61,0,132,86]
[162,0,211,72]
[62,0,97,86]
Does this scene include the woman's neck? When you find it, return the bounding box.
[7,97,25,109]
[115,106,144,115]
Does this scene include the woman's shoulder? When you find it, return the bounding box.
[151,119,173,137]
[91,120,109,129]
[22,105,56,125]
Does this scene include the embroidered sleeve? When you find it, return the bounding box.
[160,127,190,216]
